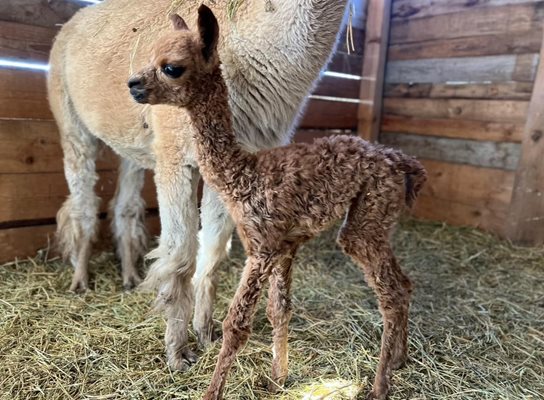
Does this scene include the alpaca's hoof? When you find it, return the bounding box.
[196,323,220,348]
[69,278,89,293]
[267,380,284,394]
[122,274,142,291]
[167,347,198,371]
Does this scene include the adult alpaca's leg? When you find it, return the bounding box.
[203,254,278,400]
[110,158,148,290]
[144,155,201,370]
[337,181,412,400]
[266,247,297,393]
[193,186,235,346]
[56,117,100,293]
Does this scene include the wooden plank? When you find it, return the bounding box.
[327,52,363,76]
[312,76,361,99]
[383,98,529,123]
[390,3,544,44]
[0,214,160,263]
[0,20,56,62]
[0,0,82,29]
[357,0,392,142]
[507,31,544,245]
[0,170,157,223]
[388,30,542,61]
[392,0,544,20]
[380,132,521,170]
[0,120,118,173]
[413,194,507,235]
[299,99,358,129]
[0,69,52,120]
[384,82,534,100]
[381,115,524,142]
[418,159,515,213]
[385,54,539,84]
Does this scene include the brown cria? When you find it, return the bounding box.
[129,6,427,400]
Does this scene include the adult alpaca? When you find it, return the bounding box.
[48,0,349,369]
[129,6,426,398]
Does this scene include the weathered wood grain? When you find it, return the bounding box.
[388,30,542,61]
[0,120,118,173]
[381,115,524,142]
[300,99,358,129]
[390,3,544,44]
[358,0,392,142]
[384,82,534,100]
[0,20,56,62]
[392,0,544,20]
[0,170,157,223]
[327,52,363,76]
[0,69,52,120]
[312,76,361,99]
[380,132,521,170]
[507,30,544,245]
[385,54,540,84]
[383,98,529,123]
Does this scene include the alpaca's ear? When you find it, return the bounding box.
[197,4,219,62]
[170,14,189,31]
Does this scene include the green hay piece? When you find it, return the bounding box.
[1,219,542,399]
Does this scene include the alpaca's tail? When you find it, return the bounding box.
[397,155,427,208]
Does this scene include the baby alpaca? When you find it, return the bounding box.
[129,6,427,400]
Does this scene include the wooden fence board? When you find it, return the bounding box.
[384,82,534,100]
[390,3,544,44]
[392,0,544,20]
[327,52,363,76]
[380,132,521,170]
[383,98,529,123]
[0,20,56,62]
[0,170,157,223]
[0,69,52,120]
[381,115,524,142]
[413,194,507,234]
[0,120,119,173]
[419,159,515,213]
[385,54,539,84]
[312,76,361,99]
[388,30,542,61]
[299,99,358,129]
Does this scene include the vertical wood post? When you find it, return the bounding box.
[507,30,544,246]
[357,0,392,142]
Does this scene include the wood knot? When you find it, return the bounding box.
[531,130,542,143]
[25,156,34,165]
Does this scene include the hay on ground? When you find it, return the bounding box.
[0,219,543,399]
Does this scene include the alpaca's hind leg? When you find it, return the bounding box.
[203,254,279,400]
[110,158,148,290]
[266,247,297,393]
[193,185,235,347]
[56,122,100,293]
[337,183,412,400]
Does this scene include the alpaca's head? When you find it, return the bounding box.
[129,4,220,107]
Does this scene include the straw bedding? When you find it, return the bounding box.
[1,219,542,399]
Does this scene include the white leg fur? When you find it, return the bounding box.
[56,113,100,293]
[143,162,201,370]
[110,158,148,290]
[193,185,235,346]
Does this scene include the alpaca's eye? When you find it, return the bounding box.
[162,64,185,78]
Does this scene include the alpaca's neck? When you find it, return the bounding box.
[223,0,349,150]
[186,69,252,195]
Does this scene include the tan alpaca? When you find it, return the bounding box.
[48,0,349,367]
[130,7,427,400]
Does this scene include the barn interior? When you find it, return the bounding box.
[0,1,543,399]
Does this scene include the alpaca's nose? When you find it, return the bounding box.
[128,76,143,89]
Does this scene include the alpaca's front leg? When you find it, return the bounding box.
[203,254,278,400]
[193,185,235,347]
[144,145,201,370]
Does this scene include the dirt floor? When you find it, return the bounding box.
[0,219,543,399]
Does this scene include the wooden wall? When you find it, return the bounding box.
[379,0,544,236]
[0,1,365,262]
